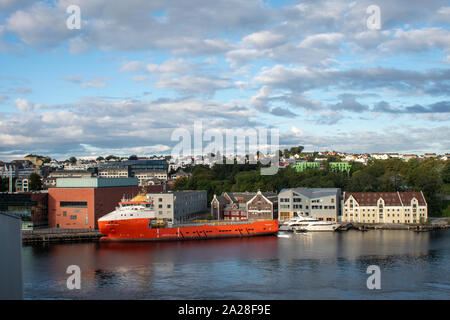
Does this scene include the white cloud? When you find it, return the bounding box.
[81,79,107,88]
[242,30,285,49]
[131,75,148,82]
[120,61,146,72]
[299,33,344,49]
[6,2,73,46]
[14,98,39,112]
[63,75,108,88]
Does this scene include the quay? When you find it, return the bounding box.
[21,219,450,244]
[22,228,103,244]
[343,220,449,232]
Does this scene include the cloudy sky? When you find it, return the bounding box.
[0,0,449,160]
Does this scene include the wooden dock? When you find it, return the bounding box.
[22,228,103,244]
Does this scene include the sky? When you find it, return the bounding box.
[0,0,449,160]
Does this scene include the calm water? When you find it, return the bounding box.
[22,230,450,299]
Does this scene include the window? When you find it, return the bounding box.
[63,211,67,217]
[70,215,77,220]
[60,201,87,208]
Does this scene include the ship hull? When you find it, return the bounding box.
[98,219,278,242]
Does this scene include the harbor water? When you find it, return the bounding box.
[22,229,450,299]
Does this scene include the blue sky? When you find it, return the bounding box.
[0,0,449,160]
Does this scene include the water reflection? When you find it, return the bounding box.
[22,230,450,299]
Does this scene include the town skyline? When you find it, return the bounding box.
[0,149,449,163]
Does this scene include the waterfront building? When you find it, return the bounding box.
[329,162,351,173]
[341,191,428,224]
[48,177,140,229]
[278,188,341,222]
[0,192,48,230]
[0,212,23,299]
[147,190,207,222]
[293,162,320,172]
[211,191,278,221]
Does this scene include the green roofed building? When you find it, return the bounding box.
[293,162,321,172]
[329,162,351,173]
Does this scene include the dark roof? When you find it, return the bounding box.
[220,191,277,204]
[399,192,427,206]
[345,192,426,206]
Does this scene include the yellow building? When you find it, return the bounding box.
[24,155,44,166]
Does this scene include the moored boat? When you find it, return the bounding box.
[98,195,278,241]
[294,220,341,232]
[279,216,324,232]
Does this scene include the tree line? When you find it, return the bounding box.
[174,158,450,217]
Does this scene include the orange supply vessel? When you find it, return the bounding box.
[98,195,278,242]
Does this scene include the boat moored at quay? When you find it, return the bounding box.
[98,195,278,241]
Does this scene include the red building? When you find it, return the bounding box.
[48,178,142,229]
[211,191,278,221]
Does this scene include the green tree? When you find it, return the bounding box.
[28,173,42,191]
[442,162,450,184]
[0,177,8,192]
[105,155,117,161]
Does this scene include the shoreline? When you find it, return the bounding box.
[22,222,450,244]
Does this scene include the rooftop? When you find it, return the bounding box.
[55,177,139,188]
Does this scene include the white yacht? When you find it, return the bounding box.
[295,220,341,232]
[279,216,320,232]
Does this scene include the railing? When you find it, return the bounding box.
[168,219,274,229]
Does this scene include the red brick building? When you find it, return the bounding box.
[48,178,142,229]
